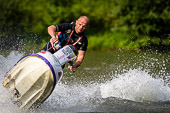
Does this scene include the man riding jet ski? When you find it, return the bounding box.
[3,45,77,109]
[2,15,89,109]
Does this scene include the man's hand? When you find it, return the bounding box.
[51,35,58,44]
[68,66,76,73]
[68,50,86,73]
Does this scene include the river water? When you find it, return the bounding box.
[0,49,170,113]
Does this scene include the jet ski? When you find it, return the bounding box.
[2,45,77,109]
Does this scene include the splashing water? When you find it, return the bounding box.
[100,69,170,102]
[0,51,24,75]
[0,51,102,112]
[0,51,24,113]
[0,51,170,112]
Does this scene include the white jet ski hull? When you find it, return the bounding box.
[3,52,63,109]
[2,45,77,109]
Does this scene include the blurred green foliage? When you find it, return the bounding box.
[0,0,170,50]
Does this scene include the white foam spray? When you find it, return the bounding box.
[0,51,101,112]
[100,69,170,102]
[0,51,24,113]
[0,51,170,112]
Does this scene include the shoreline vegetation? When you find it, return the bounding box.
[0,0,170,52]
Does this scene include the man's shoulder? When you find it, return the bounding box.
[82,32,88,40]
[57,23,75,31]
[83,33,87,38]
[82,33,88,45]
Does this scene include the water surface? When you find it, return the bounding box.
[0,50,170,113]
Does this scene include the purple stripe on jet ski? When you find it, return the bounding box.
[8,53,57,97]
[26,53,59,103]
[20,53,57,102]
[5,52,58,105]
[25,53,57,88]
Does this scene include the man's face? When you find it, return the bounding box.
[75,18,88,34]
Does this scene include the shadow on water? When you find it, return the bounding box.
[94,97,170,113]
